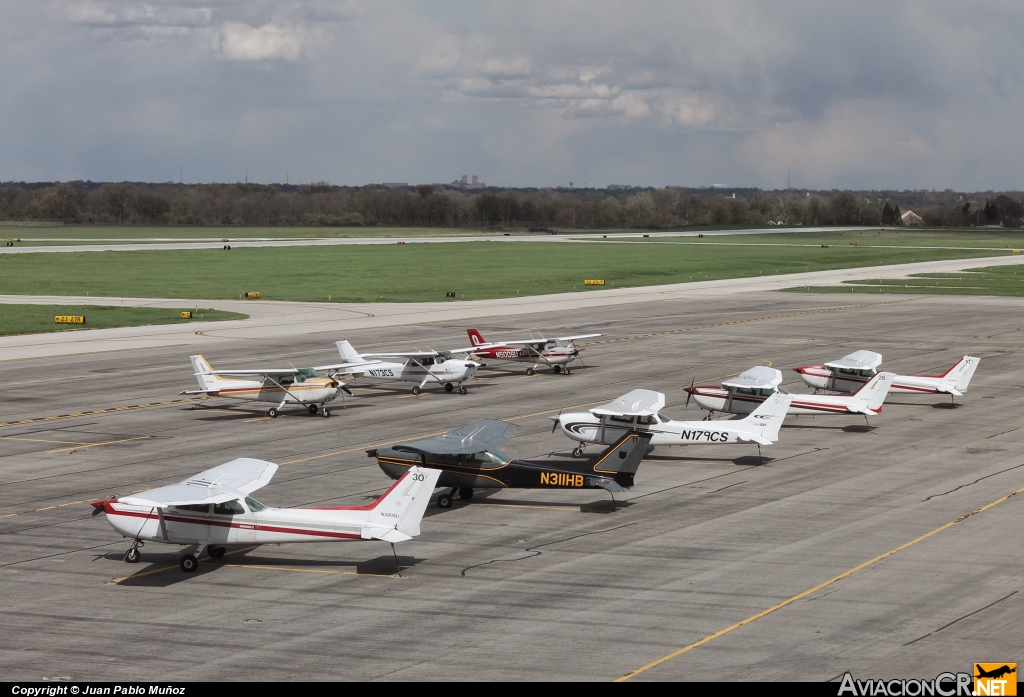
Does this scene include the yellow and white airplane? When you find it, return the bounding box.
[181,355,354,418]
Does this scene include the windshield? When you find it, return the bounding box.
[466,450,510,466]
[244,497,267,512]
[298,368,319,380]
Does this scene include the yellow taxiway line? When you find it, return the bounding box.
[46,435,155,453]
[0,397,201,430]
[614,482,1024,681]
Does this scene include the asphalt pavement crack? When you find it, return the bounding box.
[921,462,1024,502]
[902,590,1018,646]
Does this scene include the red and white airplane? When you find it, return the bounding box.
[93,458,441,573]
[460,328,605,375]
[683,365,894,422]
[793,351,980,403]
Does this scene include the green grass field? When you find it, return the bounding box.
[612,228,1024,249]
[0,305,248,336]
[785,264,1024,296]
[0,240,1010,303]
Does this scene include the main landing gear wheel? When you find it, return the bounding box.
[321,407,331,418]
[207,546,226,559]
[553,365,562,374]
[268,407,279,418]
[125,547,141,563]
[412,386,421,396]
[459,486,474,500]
[437,492,453,509]
[180,554,199,573]
[572,447,584,458]
[526,368,535,376]
[308,404,319,415]
[444,382,454,393]
[459,385,467,395]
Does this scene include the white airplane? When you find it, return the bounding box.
[684,365,895,423]
[793,351,980,403]
[180,354,355,417]
[92,458,442,573]
[321,340,479,395]
[460,328,606,375]
[551,388,793,460]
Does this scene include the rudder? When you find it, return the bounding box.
[467,328,486,346]
[189,354,219,391]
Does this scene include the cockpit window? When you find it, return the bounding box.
[636,415,658,425]
[466,450,510,466]
[758,388,775,397]
[244,497,267,512]
[735,387,757,395]
[173,504,209,513]
[298,368,319,380]
[213,500,245,515]
[435,357,445,364]
[609,414,635,424]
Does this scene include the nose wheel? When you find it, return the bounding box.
[124,543,142,564]
[459,385,467,395]
[572,446,584,458]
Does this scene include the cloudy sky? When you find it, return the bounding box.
[3,1,1023,189]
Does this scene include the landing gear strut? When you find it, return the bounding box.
[124,542,142,564]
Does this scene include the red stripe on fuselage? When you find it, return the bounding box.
[104,508,362,539]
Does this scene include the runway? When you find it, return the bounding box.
[1,289,1022,681]
[0,253,1018,362]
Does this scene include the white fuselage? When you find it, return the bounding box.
[99,499,392,546]
[355,359,477,385]
[203,376,341,405]
[557,412,756,446]
[796,367,948,395]
[686,387,877,416]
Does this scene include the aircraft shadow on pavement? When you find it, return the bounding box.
[886,400,962,409]
[111,548,421,587]
[783,423,875,433]
[421,487,623,516]
[186,403,374,422]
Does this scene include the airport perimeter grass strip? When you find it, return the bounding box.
[0,240,1008,303]
[784,264,1024,297]
[609,228,1024,250]
[0,304,248,336]
[615,482,1024,681]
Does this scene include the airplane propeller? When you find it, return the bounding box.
[685,376,695,407]
[341,385,353,396]
[551,408,562,433]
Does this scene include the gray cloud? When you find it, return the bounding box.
[1,1,1023,189]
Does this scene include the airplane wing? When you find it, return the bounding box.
[824,350,883,371]
[554,333,605,342]
[721,366,783,389]
[119,458,278,508]
[590,389,665,417]
[361,351,444,358]
[393,420,518,455]
[314,361,383,373]
[196,368,300,378]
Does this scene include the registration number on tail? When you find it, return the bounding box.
[540,472,584,487]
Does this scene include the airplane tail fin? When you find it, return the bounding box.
[467,328,486,346]
[737,393,792,444]
[336,340,363,362]
[591,431,654,476]
[944,356,980,393]
[367,466,442,539]
[850,371,894,413]
[189,354,220,391]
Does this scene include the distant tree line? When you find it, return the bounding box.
[0,181,1021,229]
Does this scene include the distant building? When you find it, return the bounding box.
[381,182,408,189]
[450,175,485,189]
[901,210,923,226]
[608,184,632,191]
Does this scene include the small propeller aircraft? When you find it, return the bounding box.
[459,328,605,375]
[793,351,980,404]
[367,419,652,509]
[684,366,895,423]
[92,458,442,573]
[180,354,354,417]
[320,340,479,395]
[551,389,793,460]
